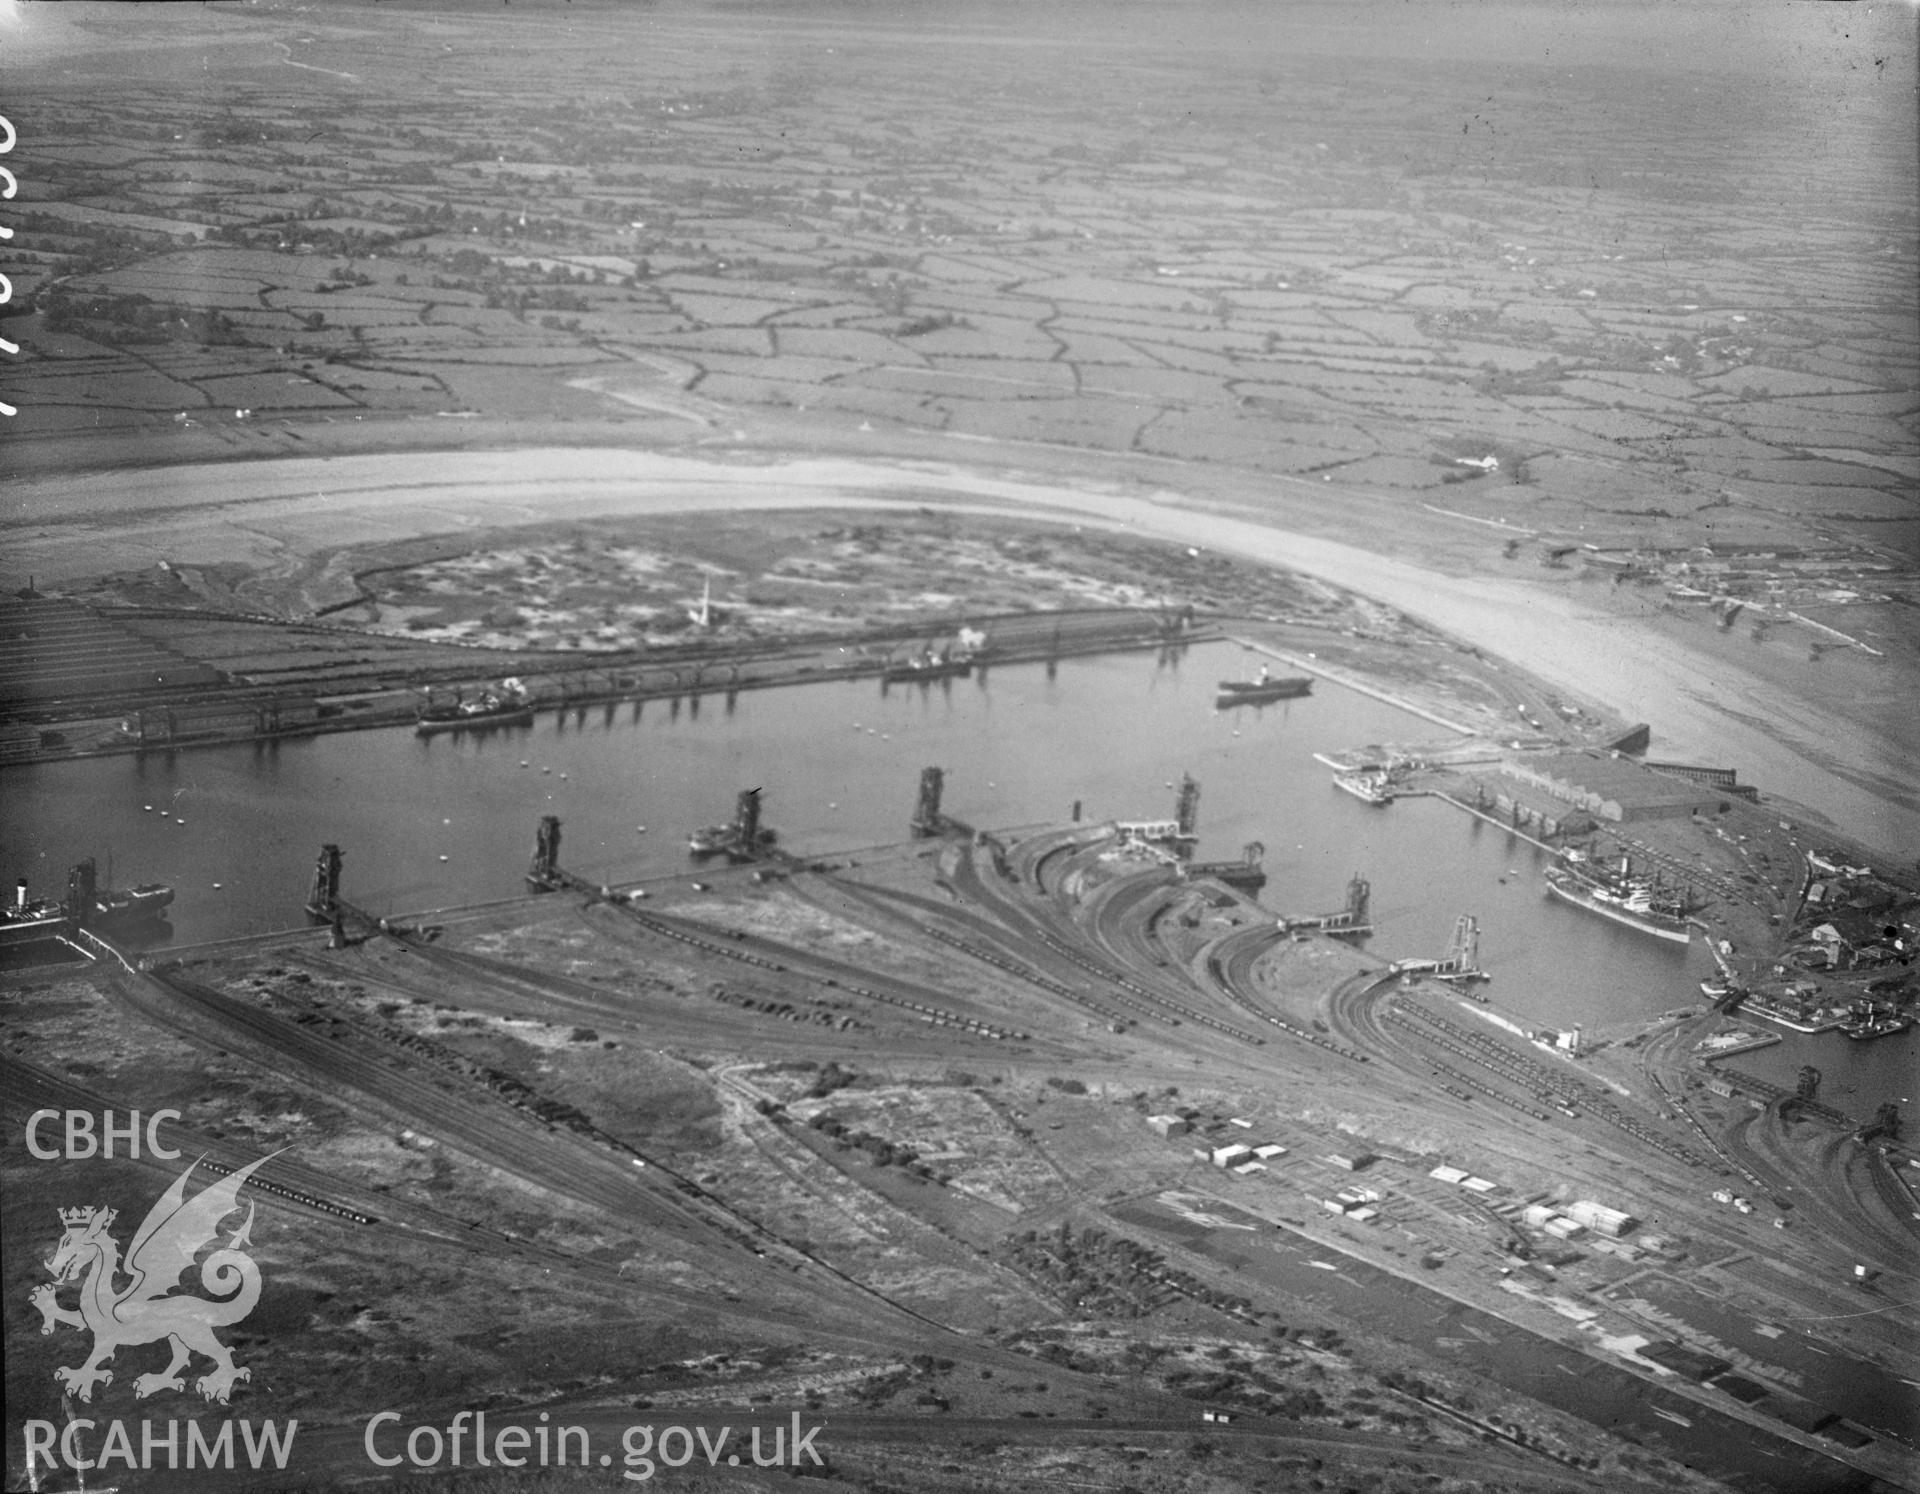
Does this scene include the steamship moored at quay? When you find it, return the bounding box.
[415,680,535,735]
[1,864,175,951]
[1542,855,1693,945]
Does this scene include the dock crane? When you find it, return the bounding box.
[1781,1064,1820,1120]
[1855,1102,1902,1146]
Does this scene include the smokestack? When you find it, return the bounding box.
[14,879,26,910]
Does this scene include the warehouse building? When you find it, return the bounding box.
[1498,752,1724,823]
[1566,1199,1637,1237]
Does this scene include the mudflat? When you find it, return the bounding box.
[7,437,1914,857]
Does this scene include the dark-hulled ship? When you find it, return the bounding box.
[416,679,535,735]
[689,787,778,861]
[1216,664,1312,708]
[1841,999,1914,1041]
[1543,853,1693,944]
[1,862,175,950]
[883,646,973,684]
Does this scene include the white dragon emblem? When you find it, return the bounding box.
[29,1154,271,1404]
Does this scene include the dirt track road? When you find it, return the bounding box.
[3,446,1913,858]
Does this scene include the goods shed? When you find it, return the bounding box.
[1498,752,1724,823]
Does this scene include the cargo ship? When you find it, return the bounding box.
[93,882,175,928]
[688,824,736,855]
[1841,1000,1914,1041]
[1,869,175,950]
[689,788,777,861]
[1334,770,1395,805]
[1216,665,1312,708]
[416,679,534,735]
[688,823,781,858]
[1543,855,1693,944]
[883,647,972,684]
[0,883,69,949]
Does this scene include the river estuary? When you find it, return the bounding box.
[2,640,1908,1112]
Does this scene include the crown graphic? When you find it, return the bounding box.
[59,1206,109,1228]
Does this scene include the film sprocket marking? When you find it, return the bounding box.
[1,109,16,416]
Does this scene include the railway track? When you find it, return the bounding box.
[1199,919,1373,1064]
[1,1053,384,1227]
[1389,1001,1705,1168]
[119,961,814,1269]
[962,840,1271,1046]
[611,900,1032,1043]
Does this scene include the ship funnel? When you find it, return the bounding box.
[14,879,26,910]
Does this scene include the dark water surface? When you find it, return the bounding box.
[7,641,1909,1107]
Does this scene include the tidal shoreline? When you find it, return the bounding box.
[3,442,1914,859]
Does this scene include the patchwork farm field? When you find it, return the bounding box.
[2,2,1911,584]
[1,8,1918,1494]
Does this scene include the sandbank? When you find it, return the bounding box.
[3,446,1912,858]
